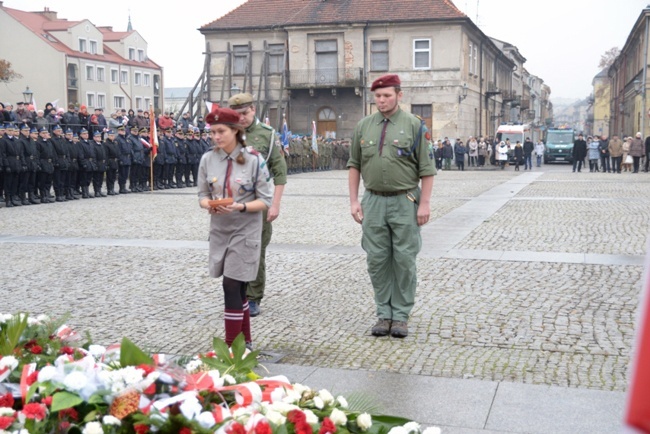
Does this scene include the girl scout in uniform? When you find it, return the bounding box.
[198,106,272,348]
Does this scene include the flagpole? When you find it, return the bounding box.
[150,152,154,192]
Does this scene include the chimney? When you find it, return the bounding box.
[36,7,58,21]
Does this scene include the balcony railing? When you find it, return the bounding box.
[520,98,530,110]
[287,68,363,89]
[501,90,515,101]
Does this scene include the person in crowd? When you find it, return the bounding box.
[104,129,120,195]
[14,102,32,125]
[228,92,288,317]
[158,111,174,130]
[572,133,587,173]
[37,127,56,203]
[43,102,55,118]
[629,132,645,173]
[50,125,70,202]
[598,135,611,173]
[609,135,623,174]
[34,110,49,131]
[62,104,81,133]
[622,136,632,172]
[588,136,600,172]
[128,125,144,191]
[1,124,23,207]
[434,140,443,170]
[534,139,545,168]
[455,139,467,170]
[198,105,272,348]
[523,137,534,170]
[513,140,524,171]
[78,105,90,129]
[91,130,107,197]
[116,126,132,193]
[497,140,508,169]
[468,136,478,167]
[21,125,41,204]
[442,138,453,170]
[477,137,488,167]
[347,73,435,339]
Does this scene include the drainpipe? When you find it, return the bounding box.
[642,9,649,138]
[479,38,484,137]
[363,22,368,117]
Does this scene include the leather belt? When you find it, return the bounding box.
[367,189,409,197]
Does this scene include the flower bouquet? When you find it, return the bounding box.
[0,313,441,434]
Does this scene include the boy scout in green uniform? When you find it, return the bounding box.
[347,74,436,338]
[228,93,287,317]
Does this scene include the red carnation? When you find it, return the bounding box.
[59,421,71,431]
[0,415,15,430]
[24,339,37,349]
[319,417,337,434]
[0,392,14,408]
[22,403,46,420]
[42,396,53,407]
[288,410,307,424]
[206,351,216,357]
[295,422,313,434]
[58,407,78,421]
[134,424,150,434]
[227,422,246,434]
[255,421,273,434]
[30,345,43,355]
[179,428,192,434]
[60,346,75,355]
[137,364,155,376]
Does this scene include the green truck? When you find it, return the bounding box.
[544,128,575,164]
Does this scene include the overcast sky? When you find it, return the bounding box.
[4,0,648,101]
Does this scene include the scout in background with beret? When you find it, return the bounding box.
[347,73,436,338]
[227,92,288,317]
[198,105,272,349]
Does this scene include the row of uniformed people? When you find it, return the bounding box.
[0,123,213,207]
[284,137,334,174]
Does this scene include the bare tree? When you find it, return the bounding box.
[598,47,620,69]
[0,59,22,82]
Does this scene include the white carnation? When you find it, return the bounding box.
[196,411,216,429]
[223,374,236,385]
[0,408,15,416]
[27,317,40,326]
[387,427,408,434]
[82,421,104,434]
[264,410,286,425]
[336,396,348,409]
[37,366,58,383]
[102,415,121,426]
[88,345,106,358]
[63,371,88,391]
[421,428,441,434]
[313,396,324,409]
[329,408,347,426]
[0,356,18,370]
[268,401,300,415]
[318,389,334,404]
[282,389,301,404]
[356,413,372,431]
[404,422,421,433]
[121,367,145,385]
[0,314,13,323]
[292,383,310,396]
[185,359,203,373]
[36,314,49,323]
[303,409,319,425]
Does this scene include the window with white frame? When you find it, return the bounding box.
[473,44,478,76]
[413,39,430,69]
[128,47,135,60]
[143,73,150,87]
[469,42,474,75]
[138,49,145,62]
[97,94,106,109]
[86,93,95,108]
[89,40,98,55]
[78,38,87,53]
[96,67,105,82]
[135,97,143,110]
[114,96,125,109]
[86,65,94,81]
[134,72,142,86]
[120,70,128,84]
[110,69,118,83]
[371,40,389,71]
[144,98,151,109]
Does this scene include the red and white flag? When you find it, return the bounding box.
[149,106,158,157]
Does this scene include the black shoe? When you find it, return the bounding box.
[371,319,391,337]
[5,201,13,208]
[248,301,261,317]
[11,198,22,206]
[21,199,30,205]
[56,196,65,202]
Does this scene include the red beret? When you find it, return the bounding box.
[205,105,241,126]
[370,74,401,91]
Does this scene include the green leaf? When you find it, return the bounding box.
[230,334,246,361]
[212,336,232,362]
[83,410,98,422]
[119,337,154,367]
[25,382,40,403]
[51,391,83,412]
[0,313,28,355]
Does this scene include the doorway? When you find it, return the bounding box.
[317,107,337,139]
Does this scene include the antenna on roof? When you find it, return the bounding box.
[127,9,133,31]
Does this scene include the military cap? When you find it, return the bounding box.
[107,128,116,135]
[205,105,241,126]
[93,130,102,137]
[80,127,89,134]
[117,125,125,131]
[175,127,184,133]
[73,132,79,138]
[227,93,254,110]
[30,127,38,134]
[130,125,139,131]
[52,125,62,131]
[370,74,401,91]
[139,128,148,134]
[0,124,6,130]
[20,124,30,131]
[39,127,48,133]
[65,128,73,134]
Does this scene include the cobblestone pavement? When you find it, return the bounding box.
[0,164,646,392]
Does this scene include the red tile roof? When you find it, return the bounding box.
[1,5,160,70]
[201,0,466,31]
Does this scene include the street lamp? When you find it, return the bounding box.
[458,83,468,103]
[230,83,240,97]
[22,86,33,104]
[634,79,643,94]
